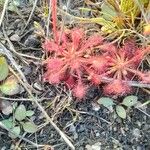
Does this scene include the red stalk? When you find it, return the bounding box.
[51,0,58,43]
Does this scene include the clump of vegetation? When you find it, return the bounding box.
[1,103,37,138]
[43,28,104,98]
[89,39,150,95]
[42,0,150,99]
[98,95,139,119]
[79,0,149,37]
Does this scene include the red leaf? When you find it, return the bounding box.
[46,58,64,71]
[65,76,76,88]
[88,72,102,85]
[122,39,137,57]
[80,35,103,52]
[71,28,84,50]
[104,80,132,96]
[89,56,108,73]
[99,43,116,53]
[45,73,61,84]
[73,82,87,99]
[42,40,59,52]
[139,71,150,83]
[51,0,58,42]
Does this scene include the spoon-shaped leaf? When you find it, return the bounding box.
[15,104,26,121]
[116,105,126,119]
[122,95,138,107]
[97,97,114,108]
[23,121,38,133]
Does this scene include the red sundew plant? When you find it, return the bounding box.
[43,28,104,99]
[42,0,150,99]
[42,0,104,99]
[88,39,150,96]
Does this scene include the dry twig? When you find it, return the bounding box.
[0,0,9,27]
[23,0,38,31]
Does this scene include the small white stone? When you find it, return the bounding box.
[96,132,100,137]
[132,128,141,138]
[33,82,43,91]
[92,102,100,111]
[10,34,20,42]
[91,142,101,150]
[1,101,13,115]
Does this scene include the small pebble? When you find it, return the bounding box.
[69,124,76,132]
[137,146,142,150]
[22,66,32,75]
[143,124,149,130]
[24,35,40,48]
[136,121,142,127]
[132,128,141,138]
[91,145,101,150]
[116,117,122,123]
[77,124,85,132]
[113,127,117,132]
[78,147,84,150]
[92,142,101,150]
[10,34,20,42]
[33,82,43,91]
[85,145,92,150]
[92,102,100,111]
[86,142,101,150]
[1,146,7,150]
[1,101,13,115]
[96,132,100,137]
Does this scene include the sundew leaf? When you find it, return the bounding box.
[116,105,126,119]
[97,97,114,108]
[15,104,26,121]
[23,121,38,133]
[0,56,9,81]
[122,95,138,107]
